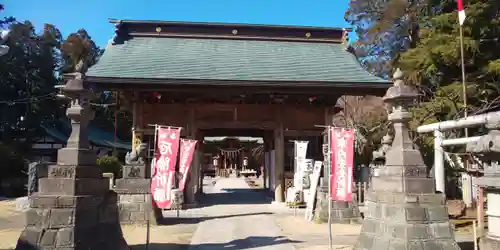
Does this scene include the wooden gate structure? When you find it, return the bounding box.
[83,19,390,205]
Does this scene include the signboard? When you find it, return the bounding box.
[305,160,323,221]
[294,141,309,172]
[293,141,309,191]
[330,128,355,202]
[178,139,197,191]
[151,127,181,209]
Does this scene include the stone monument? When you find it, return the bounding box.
[15,73,128,250]
[115,142,163,224]
[354,69,460,250]
[466,115,500,250]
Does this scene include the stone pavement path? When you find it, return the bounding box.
[0,181,477,250]
[187,177,298,250]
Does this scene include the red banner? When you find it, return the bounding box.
[179,139,197,191]
[151,127,181,209]
[330,128,355,202]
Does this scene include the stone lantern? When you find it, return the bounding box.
[15,73,128,250]
[56,73,96,166]
[354,69,460,250]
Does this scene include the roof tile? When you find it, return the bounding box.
[86,37,387,84]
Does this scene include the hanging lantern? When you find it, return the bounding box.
[153,92,162,102]
[213,156,219,166]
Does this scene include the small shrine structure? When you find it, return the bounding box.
[83,19,390,204]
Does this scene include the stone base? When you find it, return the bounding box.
[354,191,460,250]
[480,235,500,250]
[314,186,359,224]
[16,191,128,250]
[115,178,162,225]
[117,193,151,225]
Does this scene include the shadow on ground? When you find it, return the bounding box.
[458,240,478,250]
[161,212,273,226]
[130,236,302,250]
[196,188,271,208]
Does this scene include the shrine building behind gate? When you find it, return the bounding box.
[83,19,390,204]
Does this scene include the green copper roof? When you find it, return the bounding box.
[86,37,387,84]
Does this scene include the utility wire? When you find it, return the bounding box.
[0,93,116,107]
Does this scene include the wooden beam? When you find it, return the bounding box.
[201,129,267,137]
[283,130,323,137]
[88,80,390,97]
[196,121,276,130]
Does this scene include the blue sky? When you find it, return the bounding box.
[3,0,354,47]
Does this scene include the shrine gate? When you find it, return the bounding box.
[84,19,390,205]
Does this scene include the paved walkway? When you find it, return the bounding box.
[187,177,297,250]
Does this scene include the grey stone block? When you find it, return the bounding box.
[49,208,75,228]
[47,165,102,179]
[117,192,155,225]
[38,178,109,195]
[480,236,500,250]
[122,165,146,179]
[56,228,74,247]
[40,229,58,247]
[313,186,359,224]
[114,178,150,194]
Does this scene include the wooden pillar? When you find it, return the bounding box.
[195,131,204,194]
[131,100,137,150]
[261,136,268,189]
[185,107,198,204]
[323,107,335,179]
[274,108,285,202]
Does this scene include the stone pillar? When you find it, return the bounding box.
[115,143,159,224]
[16,73,128,250]
[274,120,285,202]
[355,69,460,250]
[466,118,500,249]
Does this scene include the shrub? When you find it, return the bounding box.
[0,142,28,197]
[0,142,27,178]
[96,155,122,178]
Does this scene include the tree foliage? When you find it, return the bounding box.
[400,0,500,131]
[345,0,428,77]
[0,20,63,145]
[334,95,389,165]
[0,6,130,172]
[346,0,500,167]
[60,29,103,74]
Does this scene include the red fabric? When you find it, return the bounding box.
[151,127,181,209]
[330,128,355,202]
[179,139,198,191]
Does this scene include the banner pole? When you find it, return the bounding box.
[327,126,333,250]
[146,125,158,250]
